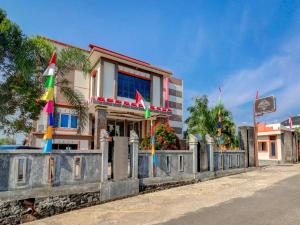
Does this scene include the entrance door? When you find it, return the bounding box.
[271,141,276,158]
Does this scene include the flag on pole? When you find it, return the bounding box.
[41,88,54,101]
[42,100,54,113]
[256,90,259,100]
[217,89,222,137]
[44,76,55,88]
[136,90,150,119]
[151,120,157,175]
[43,51,57,76]
[41,50,57,153]
[289,114,293,129]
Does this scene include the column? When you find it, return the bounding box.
[100,129,109,182]
[206,135,214,173]
[129,130,139,179]
[94,108,107,150]
[189,134,198,174]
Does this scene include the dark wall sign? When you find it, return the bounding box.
[255,96,276,116]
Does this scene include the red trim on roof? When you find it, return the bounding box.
[42,36,89,52]
[89,44,172,74]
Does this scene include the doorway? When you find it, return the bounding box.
[270,141,276,158]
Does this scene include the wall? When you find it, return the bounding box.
[138,150,193,178]
[0,150,102,192]
[214,151,245,171]
[238,126,255,167]
[167,77,183,139]
[103,61,115,98]
[152,76,161,106]
[282,131,298,163]
[74,70,89,100]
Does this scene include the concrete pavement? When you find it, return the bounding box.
[29,164,300,225]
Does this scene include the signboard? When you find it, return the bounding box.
[254,96,276,116]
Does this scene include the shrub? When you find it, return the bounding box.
[140,124,180,150]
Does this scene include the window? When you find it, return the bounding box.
[166,156,171,173]
[60,114,69,128]
[117,72,151,101]
[74,157,82,179]
[58,113,78,129]
[258,142,267,151]
[16,158,26,183]
[178,155,184,172]
[71,115,78,128]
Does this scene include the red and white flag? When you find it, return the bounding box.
[136,90,146,109]
[289,114,293,129]
[256,90,259,100]
[43,51,57,76]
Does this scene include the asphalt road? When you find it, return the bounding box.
[29,165,300,225]
[161,170,300,225]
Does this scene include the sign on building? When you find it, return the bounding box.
[254,96,276,116]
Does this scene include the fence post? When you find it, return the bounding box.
[189,134,198,174]
[100,129,109,182]
[206,135,214,173]
[129,130,139,179]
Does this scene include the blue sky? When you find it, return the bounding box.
[2,0,300,126]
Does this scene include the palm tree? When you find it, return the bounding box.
[0,33,91,134]
[185,95,237,147]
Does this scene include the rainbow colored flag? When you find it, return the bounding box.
[217,92,222,137]
[41,51,56,153]
[151,126,157,174]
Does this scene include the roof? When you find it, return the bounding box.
[42,36,173,76]
[42,36,89,52]
[89,43,172,75]
[281,115,300,127]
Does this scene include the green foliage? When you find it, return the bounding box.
[0,137,16,145]
[140,124,180,150]
[186,95,237,147]
[294,127,300,140]
[0,9,91,134]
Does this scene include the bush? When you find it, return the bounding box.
[140,124,180,150]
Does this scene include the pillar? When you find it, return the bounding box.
[129,130,139,179]
[100,129,108,182]
[94,108,107,150]
[189,134,198,174]
[206,135,214,172]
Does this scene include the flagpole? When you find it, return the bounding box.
[253,102,259,167]
[150,118,154,176]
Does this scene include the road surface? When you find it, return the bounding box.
[29,164,300,225]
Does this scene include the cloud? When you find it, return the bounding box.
[207,34,300,124]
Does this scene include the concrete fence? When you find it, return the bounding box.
[0,150,102,192]
[0,131,247,224]
[138,150,193,178]
[214,150,246,171]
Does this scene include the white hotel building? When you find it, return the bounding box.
[29,38,184,150]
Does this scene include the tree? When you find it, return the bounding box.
[140,124,181,150]
[294,127,300,140]
[186,95,237,147]
[0,137,16,145]
[0,9,90,134]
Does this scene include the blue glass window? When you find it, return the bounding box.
[117,72,151,101]
[60,114,69,128]
[71,115,78,128]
